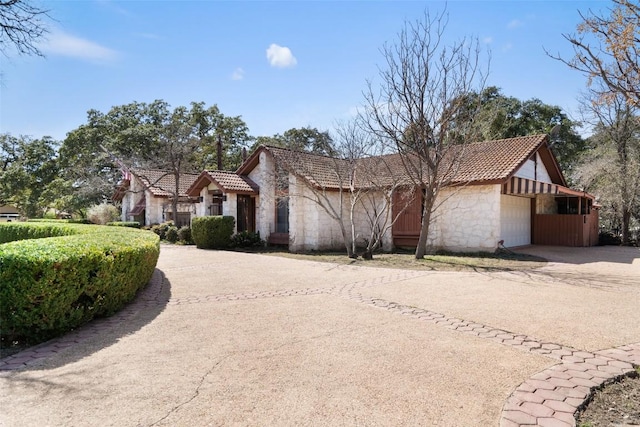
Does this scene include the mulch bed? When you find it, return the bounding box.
[576,370,640,426]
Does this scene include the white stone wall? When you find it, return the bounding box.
[427,185,502,252]
[196,187,208,217]
[288,179,345,252]
[288,182,395,252]
[248,151,276,240]
[350,191,394,251]
[147,192,166,225]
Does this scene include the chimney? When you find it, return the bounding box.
[242,147,247,163]
[217,135,223,170]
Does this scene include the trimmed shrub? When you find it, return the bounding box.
[107,221,141,228]
[87,203,120,225]
[177,226,192,244]
[0,222,81,244]
[231,231,264,248]
[0,222,159,344]
[150,221,174,240]
[165,226,179,243]
[191,216,235,249]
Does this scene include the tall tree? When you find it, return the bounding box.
[454,87,586,174]
[0,134,59,217]
[253,127,334,156]
[361,8,487,259]
[60,100,251,215]
[574,89,640,244]
[0,0,49,57]
[550,0,640,107]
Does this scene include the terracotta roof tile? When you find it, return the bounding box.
[260,134,551,189]
[202,170,259,194]
[132,169,200,197]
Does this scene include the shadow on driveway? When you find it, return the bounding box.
[516,245,640,265]
[0,269,171,371]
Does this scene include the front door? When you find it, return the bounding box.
[237,195,255,232]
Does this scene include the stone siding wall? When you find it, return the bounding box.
[427,185,501,252]
[248,151,276,240]
[289,179,345,251]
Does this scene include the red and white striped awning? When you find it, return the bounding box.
[502,177,559,196]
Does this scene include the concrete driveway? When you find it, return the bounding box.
[1,245,639,427]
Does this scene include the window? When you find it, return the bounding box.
[275,197,289,233]
[209,192,223,216]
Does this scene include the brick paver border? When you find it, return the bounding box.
[1,267,638,427]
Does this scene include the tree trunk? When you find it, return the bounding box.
[621,208,631,245]
[415,189,435,259]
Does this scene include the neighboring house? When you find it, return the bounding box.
[113,134,598,252]
[0,204,20,222]
[113,169,199,227]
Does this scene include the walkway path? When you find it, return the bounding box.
[1,245,639,426]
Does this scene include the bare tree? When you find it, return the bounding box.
[549,0,640,107]
[333,120,414,259]
[265,120,411,259]
[361,8,488,258]
[0,0,50,57]
[575,85,640,244]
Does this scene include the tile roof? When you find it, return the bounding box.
[447,134,551,183]
[255,134,558,190]
[132,169,200,197]
[198,170,258,194]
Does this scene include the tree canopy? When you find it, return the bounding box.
[59,100,251,215]
[253,127,335,156]
[551,0,640,107]
[0,134,58,217]
[455,87,586,174]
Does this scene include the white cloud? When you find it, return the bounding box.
[266,43,297,68]
[43,30,119,62]
[232,67,245,81]
[482,36,493,45]
[507,19,523,30]
[502,42,513,52]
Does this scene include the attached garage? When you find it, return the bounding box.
[500,195,531,247]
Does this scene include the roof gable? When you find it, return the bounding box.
[186,170,259,196]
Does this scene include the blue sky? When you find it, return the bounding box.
[1,0,610,142]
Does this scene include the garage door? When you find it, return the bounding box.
[500,195,531,247]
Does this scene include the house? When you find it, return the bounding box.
[0,205,20,222]
[114,134,598,252]
[236,134,598,252]
[113,168,200,227]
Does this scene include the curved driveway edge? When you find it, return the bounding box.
[500,343,640,427]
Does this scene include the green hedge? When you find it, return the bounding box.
[0,222,82,244]
[191,216,235,249]
[106,221,141,228]
[0,222,160,344]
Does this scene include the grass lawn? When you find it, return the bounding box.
[264,249,547,272]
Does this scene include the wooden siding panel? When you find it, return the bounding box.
[533,214,599,247]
